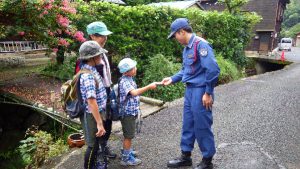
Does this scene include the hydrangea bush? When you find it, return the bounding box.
[1,0,86,63]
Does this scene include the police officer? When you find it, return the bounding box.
[162,18,220,169]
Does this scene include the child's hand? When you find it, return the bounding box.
[148,82,158,90]
[155,82,164,86]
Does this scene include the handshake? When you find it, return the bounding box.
[146,77,173,90]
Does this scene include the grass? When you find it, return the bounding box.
[0,65,46,82]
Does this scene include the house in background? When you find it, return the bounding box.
[202,0,290,55]
[149,0,203,10]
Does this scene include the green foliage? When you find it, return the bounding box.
[18,136,37,165]
[283,0,300,28]
[0,0,84,63]
[216,54,243,84]
[48,139,69,158]
[142,54,184,101]
[0,150,26,169]
[219,0,249,14]
[187,9,261,66]
[18,130,69,168]
[75,1,182,70]
[42,56,77,80]
[73,1,260,68]
[283,23,300,38]
[0,151,15,159]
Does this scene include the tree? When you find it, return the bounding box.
[284,23,300,38]
[283,0,300,28]
[219,0,248,14]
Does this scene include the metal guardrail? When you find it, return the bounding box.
[0,41,48,53]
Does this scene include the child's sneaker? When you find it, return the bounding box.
[120,150,142,166]
[120,148,137,158]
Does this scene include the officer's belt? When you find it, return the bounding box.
[185,83,205,88]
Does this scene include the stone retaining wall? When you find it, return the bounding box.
[0,51,50,69]
[0,54,26,69]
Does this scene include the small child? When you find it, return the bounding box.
[117,58,158,166]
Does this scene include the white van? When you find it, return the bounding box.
[279,38,292,51]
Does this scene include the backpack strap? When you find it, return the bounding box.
[75,69,99,88]
[193,40,201,62]
[76,73,83,108]
[190,40,201,74]
[74,69,99,109]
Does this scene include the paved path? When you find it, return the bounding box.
[42,63,300,169]
[284,47,300,63]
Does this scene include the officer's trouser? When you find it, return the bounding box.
[180,86,216,158]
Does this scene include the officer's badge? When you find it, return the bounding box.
[188,54,193,58]
[200,48,208,57]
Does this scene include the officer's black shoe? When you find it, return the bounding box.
[167,152,192,168]
[104,146,117,159]
[194,157,213,169]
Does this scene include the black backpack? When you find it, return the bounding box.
[108,77,129,121]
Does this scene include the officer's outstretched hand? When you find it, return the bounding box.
[202,93,213,110]
[161,77,172,86]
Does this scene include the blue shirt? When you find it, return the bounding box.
[79,64,107,113]
[171,34,220,94]
[119,75,140,116]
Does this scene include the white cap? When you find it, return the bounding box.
[118,58,137,73]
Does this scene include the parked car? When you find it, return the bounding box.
[279,38,292,51]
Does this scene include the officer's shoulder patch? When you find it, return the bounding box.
[200,48,208,57]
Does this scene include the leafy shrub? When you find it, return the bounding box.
[42,56,77,80]
[48,139,69,158]
[18,130,69,168]
[142,54,184,101]
[187,10,261,66]
[19,136,36,166]
[216,54,243,84]
[283,23,300,38]
[0,150,26,169]
[74,1,260,69]
[0,0,84,64]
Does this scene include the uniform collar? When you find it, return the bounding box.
[187,33,197,49]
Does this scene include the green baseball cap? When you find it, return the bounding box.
[86,21,113,36]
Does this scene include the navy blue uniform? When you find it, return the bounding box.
[171,34,220,158]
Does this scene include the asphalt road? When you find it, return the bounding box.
[46,63,300,169]
[282,46,300,63]
[109,64,300,169]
